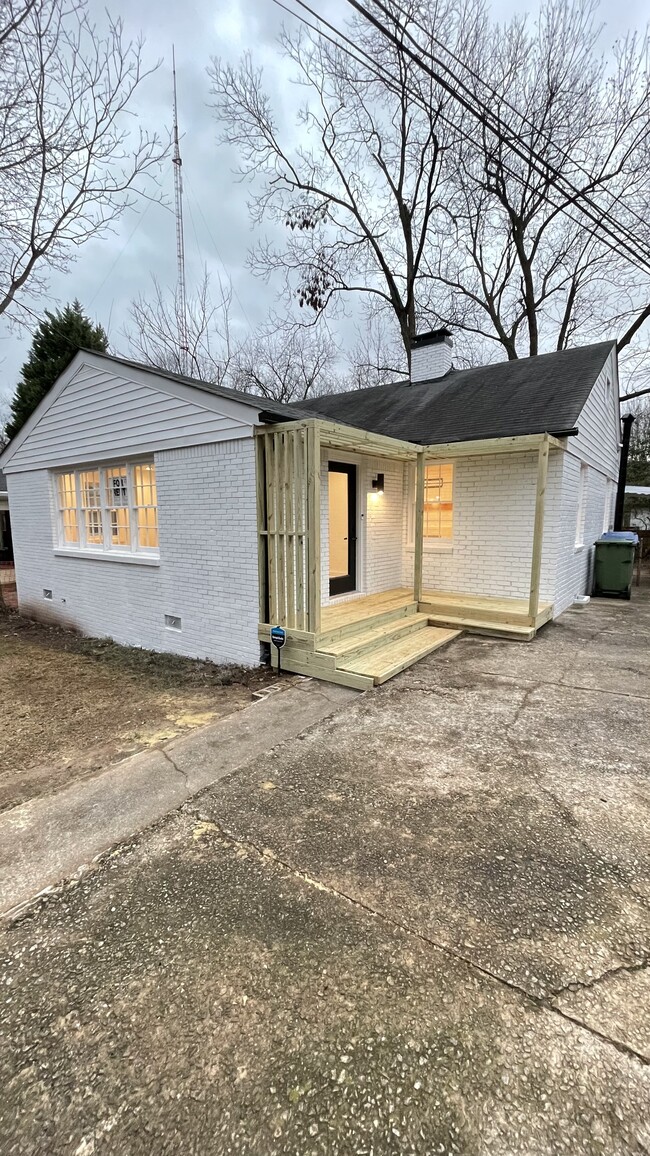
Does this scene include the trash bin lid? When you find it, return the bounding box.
[597,531,639,545]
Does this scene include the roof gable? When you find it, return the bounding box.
[0,351,266,473]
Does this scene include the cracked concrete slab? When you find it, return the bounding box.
[1,813,649,1155]
[1,588,649,1151]
[197,675,650,1001]
[0,679,357,916]
[552,965,650,1062]
[194,590,650,1021]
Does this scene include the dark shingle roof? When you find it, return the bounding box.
[277,341,615,445]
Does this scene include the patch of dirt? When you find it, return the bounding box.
[0,609,276,813]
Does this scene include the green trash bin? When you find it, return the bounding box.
[593,532,638,600]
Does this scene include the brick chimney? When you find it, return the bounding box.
[410,329,453,383]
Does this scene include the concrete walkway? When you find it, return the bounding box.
[1,590,649,1154]
[0,679,356,915]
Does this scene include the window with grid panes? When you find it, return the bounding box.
[57,473,79,545]
[53,462,159,556]
[423,463,453,539]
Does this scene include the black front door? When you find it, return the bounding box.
[328,462,357,596]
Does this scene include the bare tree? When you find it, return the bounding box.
[344,309,407,388]
[231,323,339,403]
[0,0,166,322]
[625,399,650,485]
[425,0,650,362]
[209,0,483,369]
[211,0,650,376]
[125,272,235,383]
[0,393,11,449]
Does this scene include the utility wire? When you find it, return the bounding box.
[87,171,170,308]
[378,0,650,243]
[276,0,650,281]
[343,0,650,273]
[184,173,256,330]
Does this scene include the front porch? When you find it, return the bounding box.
[322,588,553,636]
[255,418,560,689]
[260,588,554,690]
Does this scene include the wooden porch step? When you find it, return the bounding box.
[420,596,528,626]
[424,613,536,640]
[317,600,418,647]
[338,626,461,686]
[420,594,554,629]
[320,613,432,663]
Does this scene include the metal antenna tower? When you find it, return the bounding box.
[172,47,188,375]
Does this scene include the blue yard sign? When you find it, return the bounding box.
[270,626,286,675]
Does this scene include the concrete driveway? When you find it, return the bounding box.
[1,591,649,1154]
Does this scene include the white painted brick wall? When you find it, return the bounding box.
[553,453,611,615]
[552,349,619,614]
[319,431,616,616]
[320,452,407,605]
[7,438,260,666]
[400,451,560,601]
[155,440,260,664]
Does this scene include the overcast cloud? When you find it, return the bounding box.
[0,0,647,403]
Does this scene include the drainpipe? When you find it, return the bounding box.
[614,413,635,531]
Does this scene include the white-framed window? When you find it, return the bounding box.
[424,462,454,540]
[575,463,588,548]
[54,461,158,556]
[409,462,454,544]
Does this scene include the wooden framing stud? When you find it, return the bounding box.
[414,450,425,603]
[528,435,550,623]
[306,422,321,635]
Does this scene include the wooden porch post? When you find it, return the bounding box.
[307,422,322,634]
[528,435,550,624]
[414,450,425,604]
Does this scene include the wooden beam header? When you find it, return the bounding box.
[256,419,563,462]
[421,432,563,459]
[256,418,419,461]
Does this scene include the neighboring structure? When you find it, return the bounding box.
[625,485,650,530]
[0,469,12,563]
[0,336,621,686]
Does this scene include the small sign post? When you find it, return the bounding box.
[270,625,286,675]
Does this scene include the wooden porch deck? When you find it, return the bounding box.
[262,588,553,691]
[322,588,553,636]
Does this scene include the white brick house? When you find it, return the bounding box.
[0,335,621,688]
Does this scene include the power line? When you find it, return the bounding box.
[343,0,650,274]
[380,0,650,244]
[184,173,256,329]
[276,0,650,283]
[87,181,164,309]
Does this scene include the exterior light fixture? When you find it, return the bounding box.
[371,473,385,494]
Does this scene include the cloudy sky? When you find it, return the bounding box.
[0,0,647,406]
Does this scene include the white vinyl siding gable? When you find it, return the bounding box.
[569,349,620,476]
[2,357,260,473]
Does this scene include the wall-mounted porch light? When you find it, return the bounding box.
[371,473,385,495]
